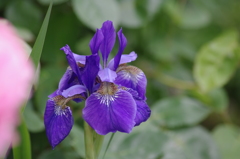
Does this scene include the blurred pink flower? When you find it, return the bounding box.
[0,19,34,157]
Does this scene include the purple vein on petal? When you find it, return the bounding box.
[83,82,136,135]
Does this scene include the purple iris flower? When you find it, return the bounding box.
[44,20,150,148]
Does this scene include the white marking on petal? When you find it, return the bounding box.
[54,105,69,116]
[96,93,119,107]
[118,67,144,86]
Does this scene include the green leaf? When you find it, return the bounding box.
[13,117,31,159]
[194,30,240,92]
[135,0,163,21]
[164,0,211,29]
[212,124,240,159]
[30,2,53,69]
[151,96,210,128]
[104,129,168,159]
[23,101,44,133]
[163,126,220,159]
[72,0,120,30]
[189,88,228,112]
[118,0,143,28]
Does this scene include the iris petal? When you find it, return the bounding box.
[108,52,137,70]
[134,100,151,126]
[83,86,136,135]
[113,29,127,71]
[58,68,78,93]
[115,65,147,99]
[62,85,87,98]
[98,68,117,82]
[100,21,116,64]
[120,87,151,126]
[89,29,104,54]
[73,53,86,64]
[60,45,82,82]
[81,54,100,94]
[44,98,74,149]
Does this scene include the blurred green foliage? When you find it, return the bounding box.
[2,0,240,158]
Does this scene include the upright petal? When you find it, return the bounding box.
[83,82,136,135]
[115,65,147,99]
[89,29,104,54]
[81,54,100,94]
[98,68,117,83]
[108,52,137,70]
[60,45,81,82]
[113,29,127,71]
[44,97,74,148]
[100,21,116,65]
[134,100,151,126]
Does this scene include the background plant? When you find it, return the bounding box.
[1,0,240,158]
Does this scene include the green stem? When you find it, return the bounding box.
[94,132,104,159]
[84,121,95,159]
[13,116,31,159]
[102,133,115,159]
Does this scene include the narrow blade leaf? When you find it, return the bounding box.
[30,1,53,68]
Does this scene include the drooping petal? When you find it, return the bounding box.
[62,85,87,98]
[98,68,117,83]
[119,87,151,126]
[100,21,116,64]
[83,83,136,135]
[60,45,81,82]
[81,54,100,94]
[134,100,151,126]
[108,51,137,70]
[113,28,127,71]
[89,29,104,54]
[115,65,147,99]
[44,97,74,149]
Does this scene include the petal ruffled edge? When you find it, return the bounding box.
[134,100,151,126]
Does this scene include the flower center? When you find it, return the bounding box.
[97,82,118,95]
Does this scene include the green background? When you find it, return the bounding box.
[1,0,240,158]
